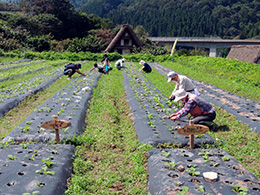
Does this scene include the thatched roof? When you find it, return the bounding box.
[105,24,143,52]
[226,45,260,63]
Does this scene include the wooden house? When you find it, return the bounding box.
[105,24,143,54]
[226,45,260,64]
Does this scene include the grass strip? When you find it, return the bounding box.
[143,64,260,178]
[65,70,152,194]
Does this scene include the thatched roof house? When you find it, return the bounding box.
[105,24,142,54]
[226,45,260,64]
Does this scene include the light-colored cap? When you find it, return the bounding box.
[122,58,126,62]
[173,89,187,102]
[139,60,145,65]
[167,71,178,82]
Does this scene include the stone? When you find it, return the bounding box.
[203,172,218,182]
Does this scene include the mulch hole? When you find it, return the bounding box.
[18,172,24,176]
[191,179,201,184]
[244,180,260,186]
[168,173,179,178]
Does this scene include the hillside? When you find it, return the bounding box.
[77,0,260,39]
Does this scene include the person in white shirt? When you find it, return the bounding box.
[167,71,200,101]
[114,58,126,70]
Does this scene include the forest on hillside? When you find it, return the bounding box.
[77,0,260,39]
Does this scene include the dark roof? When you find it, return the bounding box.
[105,24,143,52]
[226,45,260,63]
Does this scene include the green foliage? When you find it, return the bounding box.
[81,0,260,39]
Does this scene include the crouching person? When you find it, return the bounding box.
[64,63,86,80]
[170,89,217,129]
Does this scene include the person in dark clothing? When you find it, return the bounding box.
[63,63,86,80]
[139,60,152,73]
[90,63,106,74]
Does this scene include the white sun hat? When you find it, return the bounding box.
[167,71,178,82]
[174,89,188,102]
[139,60,145,65]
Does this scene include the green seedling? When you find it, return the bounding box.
[162,150,171,158]
[42,157,56,168]
[164,160,179,170]
[36,182,45,188]
[167,126,176,131]
[0,142,9,149]
[198,185,205,192]
[147,112,153,120]
[8,155,17,160]
[148,120,156,128]
[62,127,69,134]
[198,151,211,162]
[222,156,230,161]
[21,143,28,149]
[177,186,189,195]
[232,185,248,195]
[212,163,219,167]
[36,165,55,175]
[20,125,33,133]
[38,109,43,112]
[195,134,204,139]
[51,150,58,154]
[27,151,38,161]
[186,166,200,176]
[45,107,51,112]
[26,121,32,125]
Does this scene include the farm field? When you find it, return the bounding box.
[0,57,259,194]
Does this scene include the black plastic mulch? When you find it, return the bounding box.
[1,70,101,143]
[123,63,214,147]
[0,144,75,195]
[148,148,260,195]
[150,62,260,133]
[0,69,63,118]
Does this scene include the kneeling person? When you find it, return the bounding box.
[170,89,216,127]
